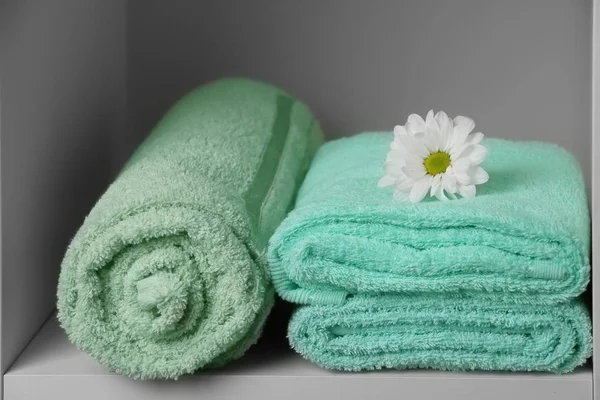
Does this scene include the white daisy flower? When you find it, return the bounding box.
[378,110,489,203]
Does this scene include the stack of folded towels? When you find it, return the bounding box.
[269,131,592,373]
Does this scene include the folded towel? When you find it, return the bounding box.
[269,132,591,373]
[269,132,590,306]
[289,295,592,373]
[57,78,322,379]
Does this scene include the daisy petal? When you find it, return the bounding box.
[458,144,487,165]
[451,116,474,150]
[442,169,458,193]
[425,110,440,136]
[405,152,425,166]
[394,125,407,137]
[434,185,449,201]
[409,175,433,203]
[406,114,427,135]
[468,166,489,185]
[449,142,468,160]
[452,157,470,173]
[430,174,442,197]
[402,164,426,180]
[425,110,435,121]
[414,131,439,153]
[391,138,414,156]
[455,172,471,185]
[466,132,484,145]
[467,144,488,165]
[378,174,396,187]
[386,149,405,160]
[393,189,410,201]
[395,173,415,190]
[459,184,476,199]
[384,159,405,175]
[435,111,453,150]
[387,151,419,168]
[453,116,475,137]
[396,134,429,159]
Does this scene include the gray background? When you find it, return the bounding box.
[0,0,126,388]
[0,0,594,398]
[127,0,592,184]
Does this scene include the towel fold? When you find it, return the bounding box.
[270,133,590,305]
[57,78,322,379]
[269,132,591,373]
[289,295,592,373]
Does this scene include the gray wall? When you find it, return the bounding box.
[0,0,126,382]
[127,0,592,187]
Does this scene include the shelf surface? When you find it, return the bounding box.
[4,315,593,400]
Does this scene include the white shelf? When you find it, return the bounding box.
[3,315,592,400]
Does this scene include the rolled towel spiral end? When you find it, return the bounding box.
[136,272,188,312]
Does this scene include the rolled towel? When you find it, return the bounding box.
[270,133,590,306]
[289,295,592,373]
[57,78,322,379]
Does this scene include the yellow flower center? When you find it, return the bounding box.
[423,152,451,175]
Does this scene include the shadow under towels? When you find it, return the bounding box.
[269,132,591,373]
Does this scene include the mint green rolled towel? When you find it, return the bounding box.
[270,133,590,306]
[57,78,322,379]
[289,295,591,373]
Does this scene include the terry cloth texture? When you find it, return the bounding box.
[269,132,591,373]
[57,78,323,379]
[289,295,591,373]
[270,133,590,305]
